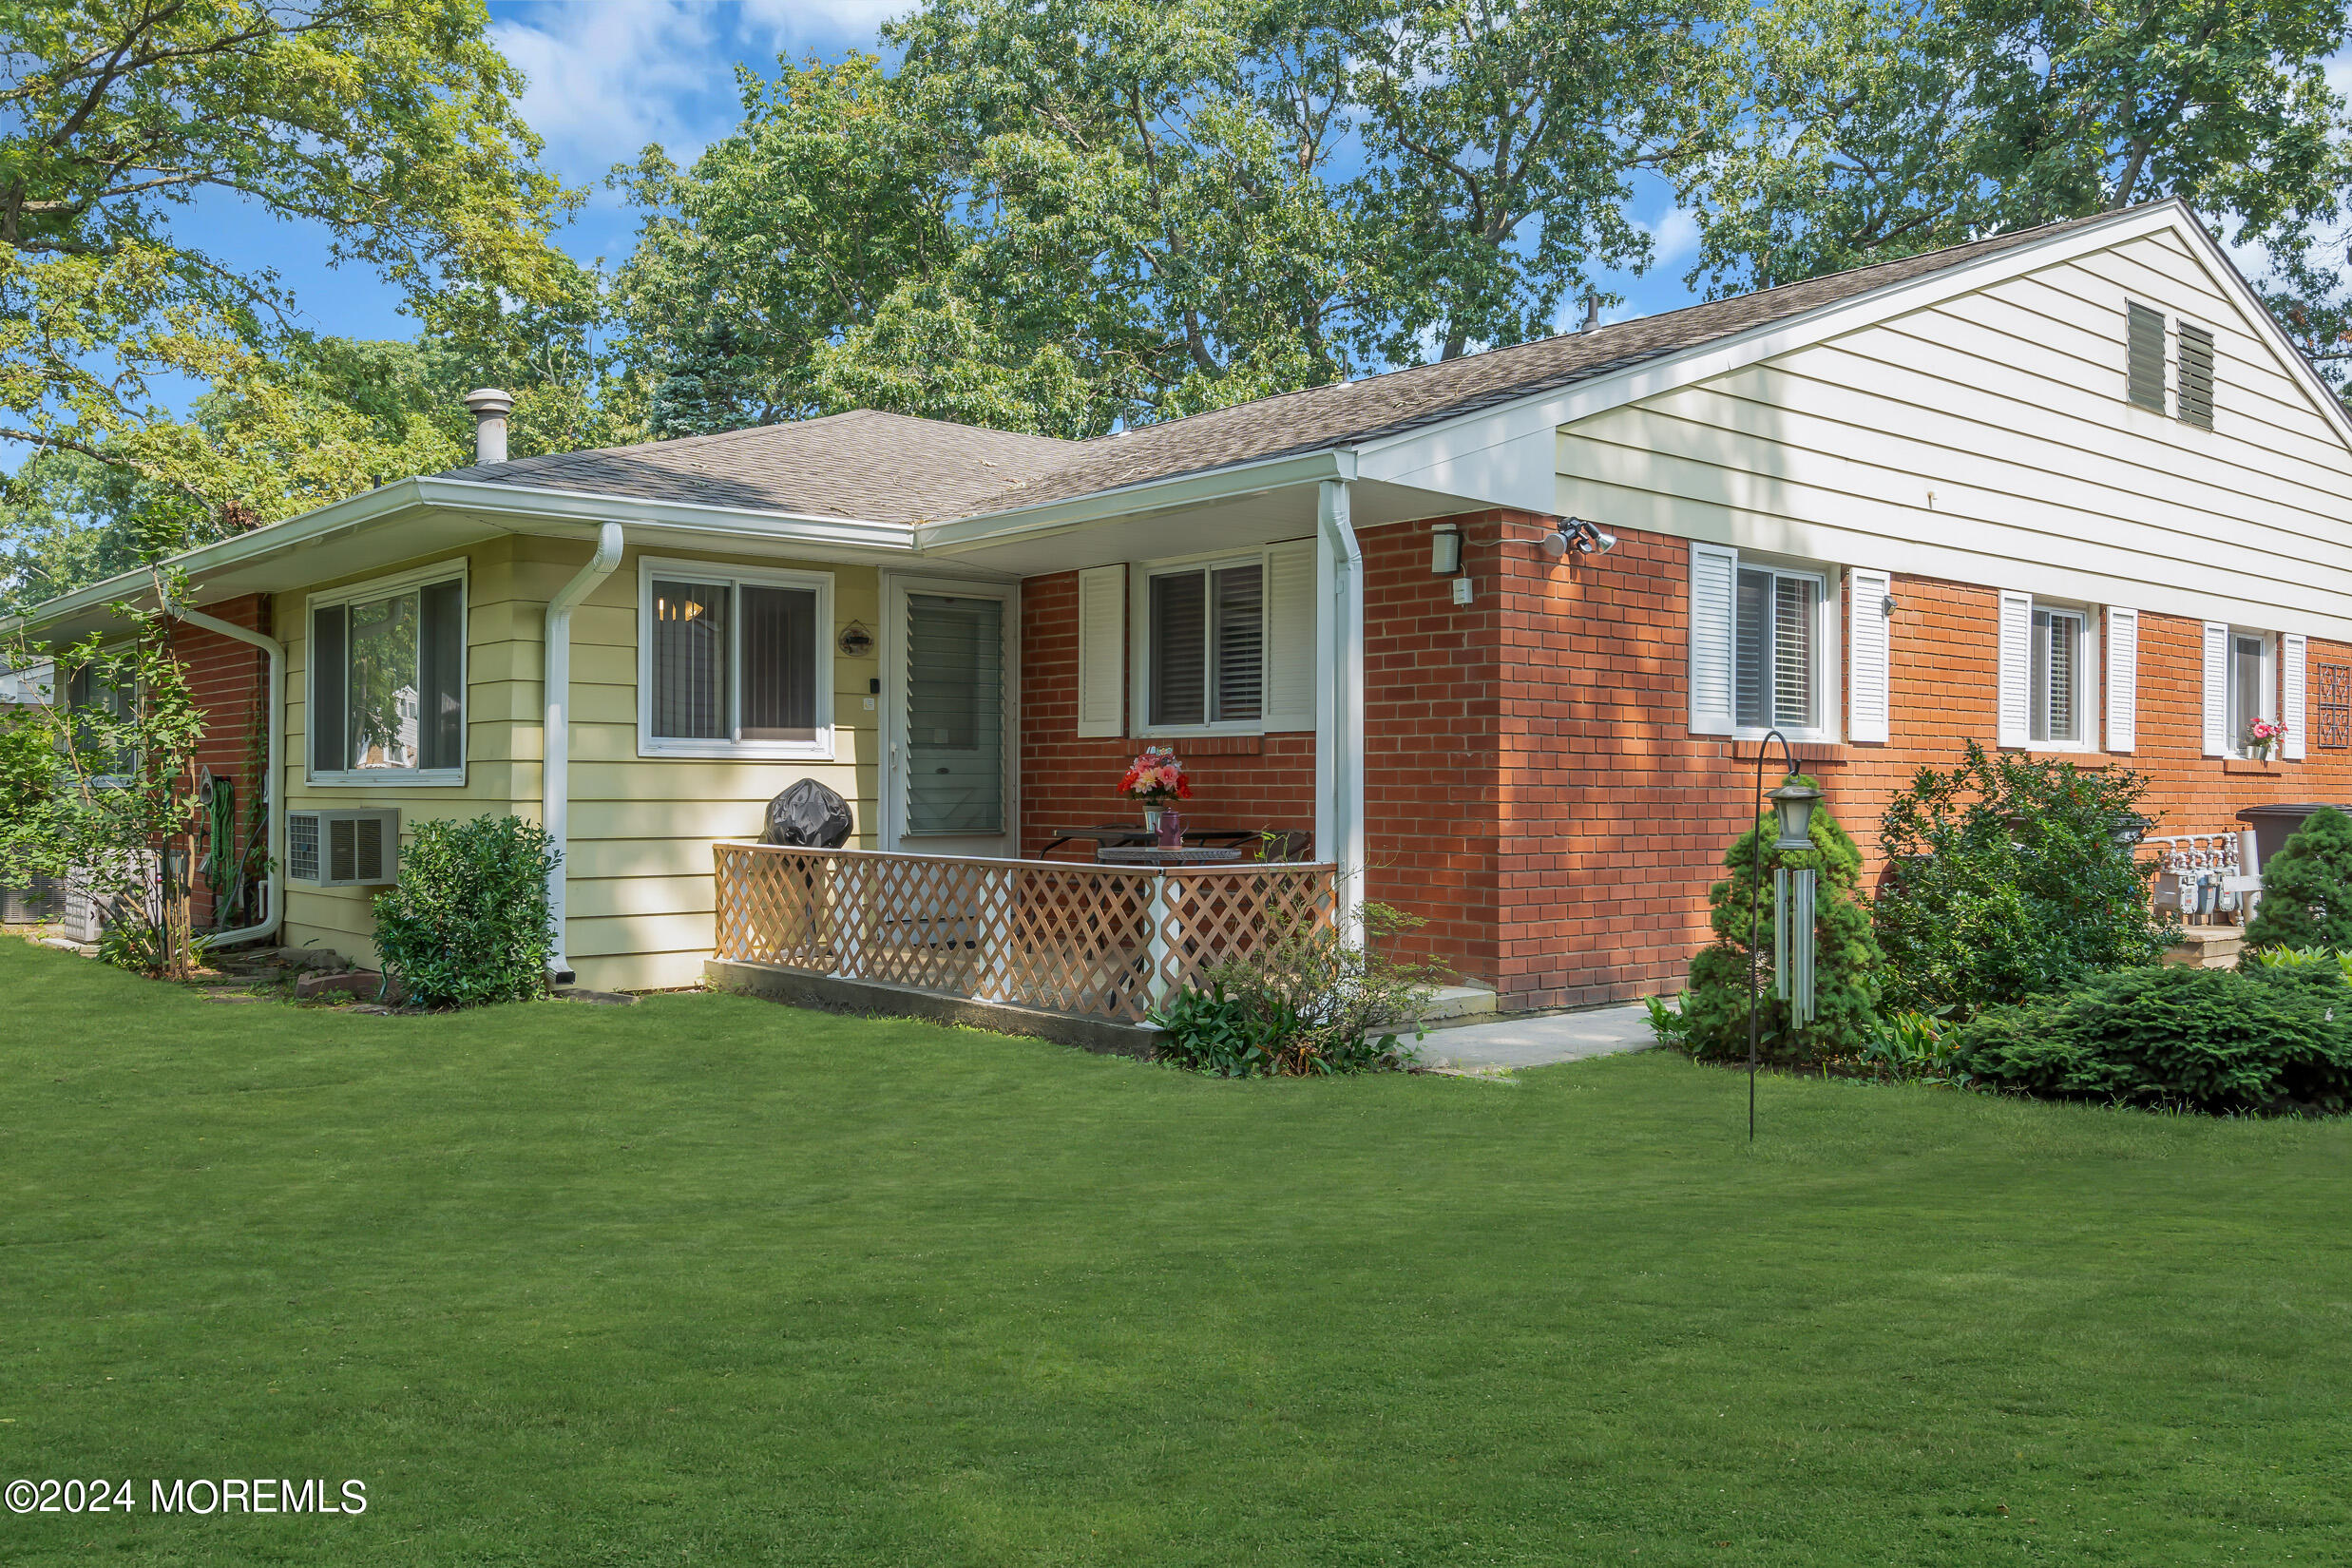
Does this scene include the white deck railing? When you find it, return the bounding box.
[712,843,1336,1023]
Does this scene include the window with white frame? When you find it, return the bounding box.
[2029,604,2094,746]
[2228,630,2272,754]
[1145,557,1265,730]
[65,661,136,781]
[309,564,467,784]
[1689,545,1839,741]
[638,560,833,757]
[1733,563,1826,733]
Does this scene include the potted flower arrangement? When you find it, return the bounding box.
[2248,717,2288,761]
[1119,746,1193,841]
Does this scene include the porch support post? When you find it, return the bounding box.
[1315,474,1366,947]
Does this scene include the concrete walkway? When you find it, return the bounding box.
[1414,1001,1658,1072]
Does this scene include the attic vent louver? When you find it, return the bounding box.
[2177,322,2215,430]
[2125,301,2166,413]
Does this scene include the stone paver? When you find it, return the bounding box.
[1414,1001,1657,1071]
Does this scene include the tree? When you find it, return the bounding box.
[2243,806,2352,952]
[1681,777,1882,1063]
[1673,0,2352,304]
[0,0,581,562]
[0,572,209,978]
[609,0,1734,437]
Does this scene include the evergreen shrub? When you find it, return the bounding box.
[1682,776,1882,1064]
[1950,963,2352,1114]
[373,815,558,1007]
[2243,806,2352,951]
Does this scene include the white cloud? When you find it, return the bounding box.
[492,2,732,171]
[737,0,911,40]
[1643,206,1702,271]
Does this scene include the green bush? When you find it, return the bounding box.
[1149,903,1436,1077]
[1681,776,1882,1064]
[372,815,558,1008]
[1949,964,2352,1115]
[1874,743,2173,1018]
[2243,807,2352,951]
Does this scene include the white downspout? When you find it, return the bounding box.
[1314,474,1366,947]
[545,523,625,982]
[170,605,283,948]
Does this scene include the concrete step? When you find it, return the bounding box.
[2164,926,2245,969]
[1414,985,1499,1025]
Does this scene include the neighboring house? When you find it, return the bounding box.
[11,200,2352,1009]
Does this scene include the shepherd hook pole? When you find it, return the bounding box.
[1748,729,1800,1143]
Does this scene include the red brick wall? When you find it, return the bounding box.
[1487,523,2352,1011]
[1020,515,2352,1013]
[172,595,271,930]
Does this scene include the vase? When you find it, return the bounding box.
[1143,806,1162,837]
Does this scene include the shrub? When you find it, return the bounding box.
[1149,903,1438,1076]
[372,815,558,1007]
[2243,807,2352,951]
[1681,776,1882,1064]
[1874,743,2172,1018]
[1949,964,2352,1115]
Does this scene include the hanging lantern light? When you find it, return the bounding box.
[1769,781,1820,851]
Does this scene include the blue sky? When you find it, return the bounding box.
[178,2,2350,379]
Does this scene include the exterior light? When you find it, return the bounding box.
[2110,813,2151,849]
[1769,781,1819,851]
[1430,525,1463,574]
[1542,518,1616,558]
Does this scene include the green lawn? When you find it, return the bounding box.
[2,941,2348,1566]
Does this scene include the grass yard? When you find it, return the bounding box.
[2,940,2348,1566]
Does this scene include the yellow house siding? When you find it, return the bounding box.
[275,535,540,967]
[561,545,880,990]
[267,532,885,989]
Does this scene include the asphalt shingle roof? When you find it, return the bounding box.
[438,210,2135,524]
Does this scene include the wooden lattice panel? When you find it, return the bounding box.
[713,844,1338,1023]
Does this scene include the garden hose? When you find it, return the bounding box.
[200,772,236,899]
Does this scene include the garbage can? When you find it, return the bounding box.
[2234,802,2349,873]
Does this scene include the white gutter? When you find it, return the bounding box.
[1314,477,1367,947]
[169,605,284,948]
[543,522,624,981]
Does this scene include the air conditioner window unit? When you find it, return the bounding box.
[284,809,400,887]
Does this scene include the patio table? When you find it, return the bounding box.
[1094,846,1246,866]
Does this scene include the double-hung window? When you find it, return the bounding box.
[638,559,834,758]
[2228,630,2272,754]
[2029,605,2092,747]
[308,564,467,784]
[1732,564,1827,734]
[65,662,136,782]
[1690,545,1838,741]
[1146,559,1263,728]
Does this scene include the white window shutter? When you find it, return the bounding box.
[1261,540,1317,731]
[2202,621,2229,756]
[1688,543,1737,734]
[1996,590,2032,749]
[2104,607,2137,754]
[2284,632,2308,759]
[1075,564,1126,737]
[1847,568,1891,743]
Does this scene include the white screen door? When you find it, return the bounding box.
[885,579,1016,856]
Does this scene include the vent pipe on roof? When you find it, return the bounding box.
[1578,293,1602,334]
[463,387,514,465]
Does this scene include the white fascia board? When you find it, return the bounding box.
[1355,201,2319,499]
[411,478,914,554]
[915,449,1358,555]
[1,479,916,639]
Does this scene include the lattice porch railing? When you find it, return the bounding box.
[712,843,1338,1023]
